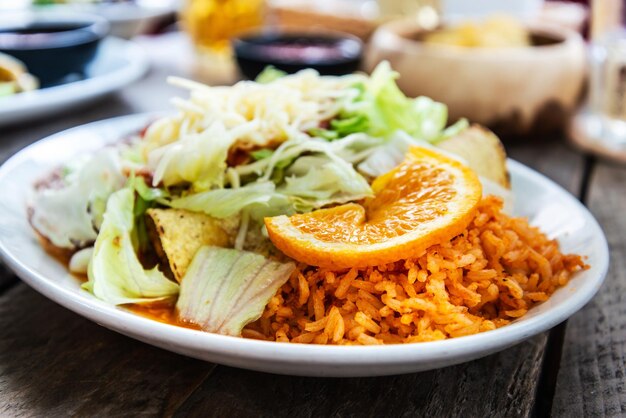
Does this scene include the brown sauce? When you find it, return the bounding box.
[42,244,197,331]
[125,302,201,331]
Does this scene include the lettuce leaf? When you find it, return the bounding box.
[30,148,126,249]
[357,130,469,178]
[279,157,373,209]
[128,174,169,201]
[148,122,235,192]
[255,66,287,84]
[0,82,16,97]
[128,175,166,255]
[83,187,179,305]
[166,181,277,218]
[327,61,466,142]
[177,246,295,336]
[358,131,427,178]
[228,134,375,215]
[250,148,274,161]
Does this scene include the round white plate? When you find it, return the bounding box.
[0,37,147,128]
[0,114,609,377]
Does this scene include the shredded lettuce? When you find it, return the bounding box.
[129,174,169,201]
[320,61,466,143]
[255,66,287,84]
[227,135,375,214]
[358,130,471,178]
[250,149,274,161]
[437,118,470,143]
[0,82,16,97]
[177,246,295,336]
[237,133,379,180]
[148,122,235,192]
[246,193,295,222]
[358,131,427,178]
[30,149,126,249]
[166,181,277,218]
[128,175,166,255]
[167,152,372,220]
[279,157,372,209]
[83,187,179,305]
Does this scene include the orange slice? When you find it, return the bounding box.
[265,147,483,269]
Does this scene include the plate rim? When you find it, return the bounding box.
[0,113,610,375]
[0,37,148,124]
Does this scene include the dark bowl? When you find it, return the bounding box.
[0,12,109,87]
[233,31,363,80]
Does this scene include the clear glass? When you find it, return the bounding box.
[589,29,626,143]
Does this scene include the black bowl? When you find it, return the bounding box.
[233,31,363,80]
[0,12,109,87]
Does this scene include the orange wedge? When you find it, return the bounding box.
[265,147,483,269]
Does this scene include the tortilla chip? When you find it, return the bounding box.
[437,125,510,188]
[146,208,230,282]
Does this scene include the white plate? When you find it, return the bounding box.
[0,113,609,377]
[0,37,147,128]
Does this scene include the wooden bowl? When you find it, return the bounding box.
[366,20,586,136]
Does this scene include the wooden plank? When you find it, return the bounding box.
[506,139,585,195]
[174,335,547,418]
[0,284,215,417]
[173,140,585,418]
[552,161,626,417]
[0,263,18,294]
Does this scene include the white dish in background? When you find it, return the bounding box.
[442,0,544,20]
[47,0,178,38]
[1,0,178,38]
[0,114,609,377]
[0,37,147,128]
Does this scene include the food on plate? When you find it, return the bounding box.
[177,246,295,336]
[436,125,508,188]
[422,16,531,48]
[265,147,483,269]
[259,196,584,344]
[29,62,586,344]
[146,208,230,282]
[0,53,38,97]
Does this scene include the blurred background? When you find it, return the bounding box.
[1,0,625,150]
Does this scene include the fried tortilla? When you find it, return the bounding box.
[146,208,230,282]
[437,125,510,188]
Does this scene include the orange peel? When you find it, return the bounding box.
[265,147,483,269]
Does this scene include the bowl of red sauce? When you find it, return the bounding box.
[233,30,363,79]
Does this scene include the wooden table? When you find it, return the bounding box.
[1,34,624,417]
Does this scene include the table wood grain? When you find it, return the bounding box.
[0,34,621,418]
[552,161,626,417]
